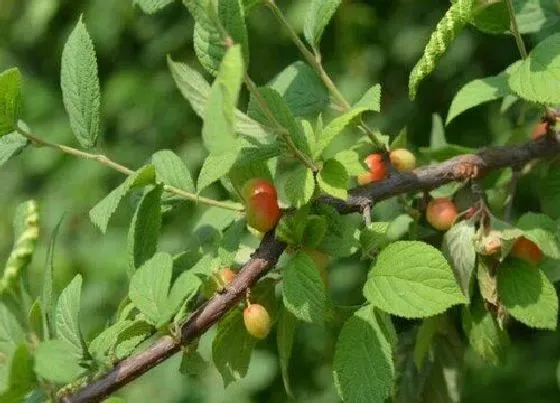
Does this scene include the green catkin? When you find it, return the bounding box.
[408,0,476,100]
[0,200,39,294]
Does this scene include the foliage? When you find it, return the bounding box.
[1,0,560,402]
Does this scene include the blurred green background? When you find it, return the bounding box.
[1,0,559,401]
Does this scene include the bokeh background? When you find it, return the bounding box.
[1,0,559,401]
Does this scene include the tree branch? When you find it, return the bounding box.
[61,135,560,403]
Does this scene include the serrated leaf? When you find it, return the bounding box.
[277,307,296,398]
[508,33,560,104]
[446,74,512,125]
[55,275,84,356]
[1,343,36,399]
[275,207,309,245]
[134,0,174,14]
[152,150,194,192]
[197,151,238,192]
[202,45,243,155]
[333,150,363,176]
[516,212,560,259]
[498,258,558,330]
[218,220,245,266]
[0,303,24,358]
[318,159,348,200]
[387,214,414,241]
[303,0,342,49]
[212,308,256,387]
[470,1,509,34]
[160,271,201,326]
[180,348,208,376]
[364,241,466,318]
[34,340,84,384]
[318,206,360,257]
[542,258,560,283]
[89,165,155,233]
[316,106,368,155]
[0,68,22,136]
[360,222,390,259]
[442,220,476,300]
[127,184,163,275]
[302,215,328,248]
[248,87,311,157]
[462,295,509,365]
[269,61,329,117]
[514,0,560,34]
[60,17,100,148]
[129,252,173,325]
[353,84,382,112]
[282,251,326,324]
[333,305,395,403]
[114,320,154,359]
[539,165,560,219]
[284,165,315,208]
[0,132,27,167]
[167,57,268,139]
[89,320,134,361]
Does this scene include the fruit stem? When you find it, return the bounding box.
[17,126,246,212]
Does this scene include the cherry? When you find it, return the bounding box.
[426,198,458,231]
[389,148,416,172]
[531,122,548,140]
[357,171,374,185]
[511,237,543,265]
[363,153,387,182]
[242,178,277,201]
[480,230,502,256]
[246,192,281,232]
[219,267,237,286]
[243,303,271,340]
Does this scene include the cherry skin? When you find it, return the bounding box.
[511,237,543,265]
[389,148,416,172]
[426,198,458,231]
[219,267,237,286]
[364,153,387,182]
[246,192,281,233]
[243,303,272,340]
[531,122,548,140]
[357,171,374,185]
[242,178,277,201]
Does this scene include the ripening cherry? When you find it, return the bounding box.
[510,237,543,265]
[480,230,502,256]
[389,148,416,172]
[243,303,271,340]
[242,178,281,232]
[426,198,458,231]
[219,267,237,286]
[363,153,387,182]
[357,171,374,185]
[531,122,548,140]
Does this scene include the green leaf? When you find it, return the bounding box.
[462,295,509,365]
[152,150,194,192]
[318,159,348,200]
[60,17,100,148]
[127,185,163,275]
[114,320,154,359]
[34,340,84,384]
[446,74,512,125]
[318,205,360,257]
[302,215,328,248]
[0,303,24,358]
[1,343,36,399]
[0,68,22,137]
[167,56,268,139]
[303,0,342,49]
[269,61,329,117]
[542,258,560,283]
[333,150,363,176]
[429,113,447,149]
[364,241,467,318]
[197,151,238,192]
[539,166,560,219]
[160,271,201,326]
[275,207,309,245]
[498,258,558,330]
[180,348,208,376]
[419,144,476,162]
[277,307,296,398]
[441,220,476,299]
[387,214,414,241]
[360,222,390,259]
[89,164,156,233]
[129,252,173,325]
[282,251,326,324]
[218,220,245,266]
[508,33,560,104]
[284,165,315,208]
[28,299,44,341]
[333,305,394,403]
[134,0,174,14]
[516,212,560,259]
[0,132,27,168]
[248,87,311,157]
[413,316,439,370]
[186,0,249,76]
[89,319,134,361]
[470,0,509,34]
[42,217,65,339]
[353,84,382,112]
[202,45,243,155]
[316,106,368,155]
[514,0,560,34]
[212,307,256,387]
[55,275,84,356]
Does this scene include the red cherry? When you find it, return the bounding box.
[364,153,387,182]
[511,237,543,265]
[219,267,236,285]
[531,122,548,140]
[246,192,281,232]
[426,198,458,231]
[242,178,277,201]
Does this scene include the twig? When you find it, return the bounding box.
[61,135,560,403]
[17,127,245,213]
[506,0,528,59]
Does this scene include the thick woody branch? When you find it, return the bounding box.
[61,135,560,403]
